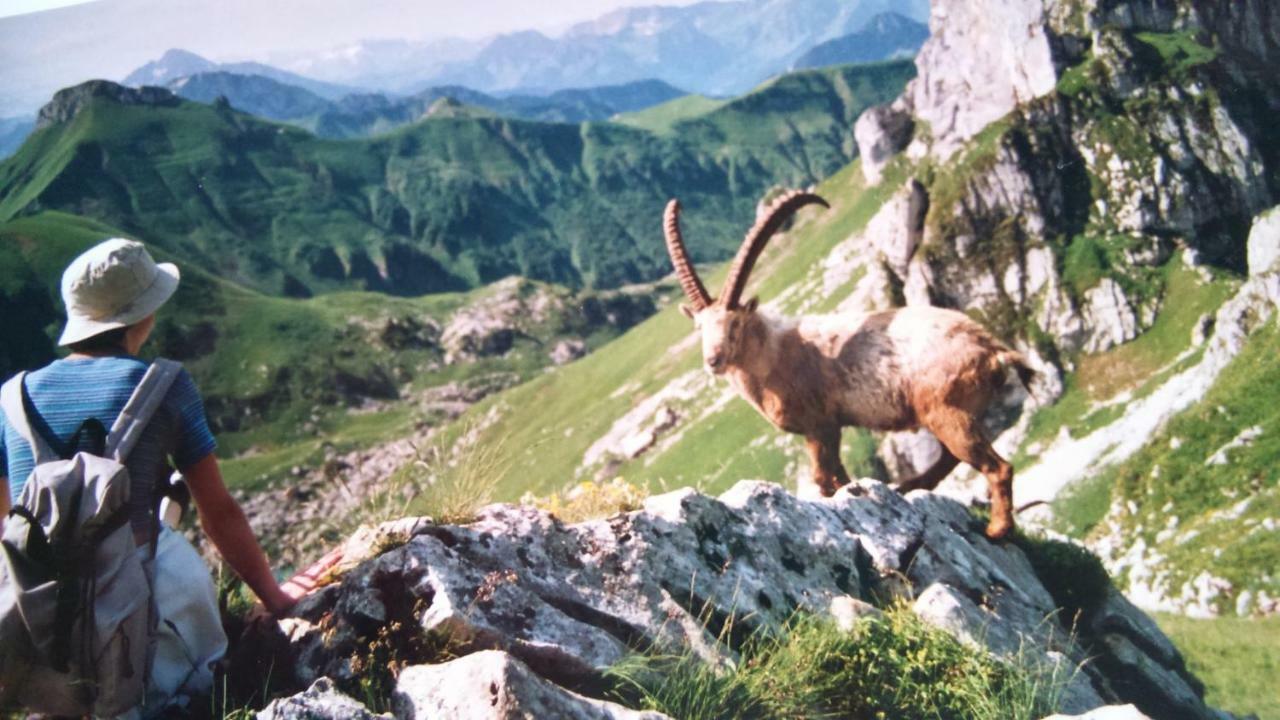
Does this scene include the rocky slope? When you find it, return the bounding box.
[845,0,1279,614]
[246,481,1238,719]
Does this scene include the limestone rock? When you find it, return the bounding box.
[1081,279,1139,353]
[281,480,1227,719]
[1247,207,1280,277]
[866,178,929,280]
[879,428,942,481]
[37,80,179,129]
[854,99,914,184]
[257,678,389,720]
[550,339,587,365]
[1040,705,1153,720]
[907,0,1060,159]
[391,651,670,720]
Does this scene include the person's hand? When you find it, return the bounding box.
[277,547,345,611]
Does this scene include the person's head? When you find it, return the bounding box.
[59,238,178,355]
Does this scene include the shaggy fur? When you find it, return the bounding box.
[666,190,1031,540]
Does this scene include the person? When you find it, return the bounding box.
[0,238,301,711]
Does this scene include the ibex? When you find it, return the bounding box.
[664,190,1033,539]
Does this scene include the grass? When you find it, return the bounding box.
[1133,31,1218,78]
[608,608,1068,720]
[523,477,650,524]
[1155,613,1280,720]
[614,94,729,133]
[1098,317,1280,610]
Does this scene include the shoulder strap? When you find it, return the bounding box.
[0,373,58,465]
[105,358,183,462]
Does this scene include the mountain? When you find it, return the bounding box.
[309,79,688,138]
[791,11,929,70]
[0,116,35,160]
[126,48,360,100]
[167,72,333,122]
[275,0,932,97]
[0,62,913,298]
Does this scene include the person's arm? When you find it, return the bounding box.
[0,477,8,534]
[182,453,298,615]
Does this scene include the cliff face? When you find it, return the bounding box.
[856,0,1277,366]
[35,80,179,129]
[251,482,1235,720]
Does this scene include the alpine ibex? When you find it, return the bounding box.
[664,190,1032,539]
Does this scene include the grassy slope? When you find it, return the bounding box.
[1157,613,1280,720]
[0,62,913,297]
[614,95,729,133]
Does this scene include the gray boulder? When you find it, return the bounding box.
[281,480,1228,719]
[258,678,390,720]
[392,651,670,720]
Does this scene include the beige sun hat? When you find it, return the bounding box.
[58,238,180,346]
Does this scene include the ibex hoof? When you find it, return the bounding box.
[984,517,1014,541]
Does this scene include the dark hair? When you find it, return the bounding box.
[66,326,129,354]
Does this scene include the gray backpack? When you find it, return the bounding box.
[0,359,181,717]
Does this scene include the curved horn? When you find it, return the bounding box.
[664,199,713,311]
[720,190,829,308]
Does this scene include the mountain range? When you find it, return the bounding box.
[280,1,932,96]
[0,62,914,298]
[155,60,688,137]
[0,0,928,116]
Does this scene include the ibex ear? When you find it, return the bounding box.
[680,304,697,319]
[743,297,759,313]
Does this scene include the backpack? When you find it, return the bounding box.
[0,358,181,717]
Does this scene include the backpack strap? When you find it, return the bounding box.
[104,359,182,463]
[0,373,58,465]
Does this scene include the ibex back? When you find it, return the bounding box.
[664,190,1032,540]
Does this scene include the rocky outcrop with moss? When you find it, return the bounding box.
[855,0,1277,370]
[245,482,1239,719]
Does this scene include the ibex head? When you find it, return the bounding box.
[663,190,829,374]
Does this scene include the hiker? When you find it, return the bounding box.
[0,238,301,716]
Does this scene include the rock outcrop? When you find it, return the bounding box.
[36,80,180,129]
[263,481,1233,720]
[852,0,1277,365]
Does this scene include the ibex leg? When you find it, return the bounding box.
[896,446,959,494]
[922,407,1015,540]
[804,426,850,497]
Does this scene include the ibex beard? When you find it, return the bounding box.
[665,190,1033,540]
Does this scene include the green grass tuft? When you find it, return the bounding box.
[609,608,1067,720]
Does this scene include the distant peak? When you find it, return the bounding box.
[159,48,212,64]
[37,80,179,130]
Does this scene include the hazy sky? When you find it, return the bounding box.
[0,0,714,114]
[0,0,700,35]
[0,0,100,20]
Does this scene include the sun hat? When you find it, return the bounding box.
[58,238,180,346]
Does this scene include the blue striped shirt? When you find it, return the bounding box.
[1,356,217,504]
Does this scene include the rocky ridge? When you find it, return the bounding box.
[251,480,1237,720]
[36,80,179,129]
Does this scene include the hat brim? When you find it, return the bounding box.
[58,262,180,346]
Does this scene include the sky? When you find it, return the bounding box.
[0,0,697,34]
[0,0,706,115]
[0,0,98,19]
